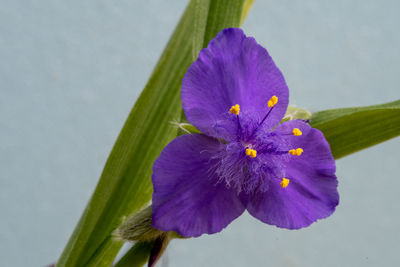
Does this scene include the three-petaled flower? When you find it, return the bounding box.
[151,28,339,237]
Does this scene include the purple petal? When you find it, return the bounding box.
[151,134,245,237]
[247,120,339,229]
[182,28,289,139]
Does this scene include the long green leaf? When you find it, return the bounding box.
[56,1,210,266]
[311,100,400,159]
[113,0,249,265]
[203,0,245,45]
[192,0,211,61]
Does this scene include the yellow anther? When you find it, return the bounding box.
[229,104,240,115]
[267,95,278,108]
[245,148,257,158]
[289,148,303,156]
[292,128,302,136]
[296,148,303,155]
[280,178,290,188]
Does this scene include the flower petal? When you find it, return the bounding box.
[247,120,339,229]
[182,28,289,139]
[151,134,246,237]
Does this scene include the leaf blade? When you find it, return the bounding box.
[57,1,204,266]
[57,0,249,266]
[310,100,400,159]
[192,0,211,60]
[203,0,244,46]
[114,242,154,267]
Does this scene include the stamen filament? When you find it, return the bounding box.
[248,95,279,140]
[248,107,274,140]
[258,106,274,128]
[236,115,242,141]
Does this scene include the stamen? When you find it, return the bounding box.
[249,95,279,140]
[292,128,302,136]
[280,178,290,188]
[229,104,240,115]
[289,148,303,156]
[267,95,278,108]
[236,115,242,140]
[245,148,257,158]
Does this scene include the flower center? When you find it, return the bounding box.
[214,96,305,193]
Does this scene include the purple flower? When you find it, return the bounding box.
[151,28,339,237]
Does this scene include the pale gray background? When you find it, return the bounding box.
[0,0,399,266]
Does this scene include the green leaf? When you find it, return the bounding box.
[203,0,245,46]
[57,2,203,267]
[310,100,400,159]
[240,0,255,25]
[192,0,210,61]
[114,0,249,265]
[114,242,154,267]
[57,0,247,266]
